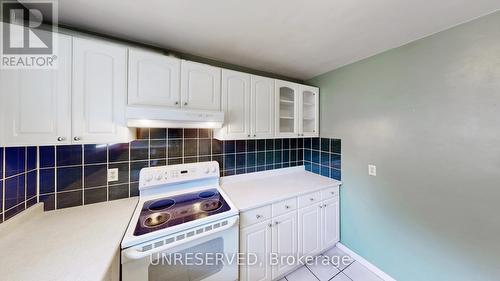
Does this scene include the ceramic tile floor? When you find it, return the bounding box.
[279,247,384,281]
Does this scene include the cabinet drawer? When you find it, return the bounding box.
[241,205,272,228]
[321,186,339,200]
[272,198,297,217]
[298,191,322,208]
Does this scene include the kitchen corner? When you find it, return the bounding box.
[0,198,137,281]
[0,1,497,280]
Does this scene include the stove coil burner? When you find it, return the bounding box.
[148,199,175,211]
[200,199,223,212]
[198,191,216,199]
[143,212,171,228]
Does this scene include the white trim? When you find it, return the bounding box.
[337,243,397,281]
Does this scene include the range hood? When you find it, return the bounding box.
[126,106,224,128]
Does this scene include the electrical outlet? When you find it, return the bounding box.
[368,165,377,176]
[108,168,119,182]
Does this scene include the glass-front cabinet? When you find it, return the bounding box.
[275,80,299,137]
[299,85,319,137]
[274,80,319,138]
[215,78,319,140]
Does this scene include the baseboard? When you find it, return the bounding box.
[336,243,397,281]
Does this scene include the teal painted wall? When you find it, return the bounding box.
[308,11,500,281]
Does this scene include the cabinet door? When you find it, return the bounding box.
[240,220,273,281]
[220,69,251,139]
[0,33,72,146]
[299,85,319,137]
[272,211,298,279]
[251,75,275,138]
[322,198,340,248]
[72,37,132,144]
[275,80,298,138]
[181,60,221,111]
[298,204,322,256]
[128,49,181,107]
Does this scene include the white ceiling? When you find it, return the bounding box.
[54,0,500,80]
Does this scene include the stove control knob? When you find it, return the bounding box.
[164,172,169,179]
[155,174,162,181]
[211,166,217,173]
[146,174,153,182]
[204,167,210,174]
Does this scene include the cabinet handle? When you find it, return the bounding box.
[248,134,251,137]
[184,102,188,106]
[57,137,66,142]
[175,101,179,105]
[319,205,323,208]
[274,221,279,225]
[73,136,81,141]
[256,214,262,219]
[309,198,315,201]
[285,205,290,209]
[268,223,273,228]
[323,204,327,207]
[331,192,335,195]
[253,134,256,137]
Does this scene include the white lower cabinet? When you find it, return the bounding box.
[322,198,340,248]
[240,186,340,281]
[298,204,322,256]
[240,220,273,281]
[271,211,298,278]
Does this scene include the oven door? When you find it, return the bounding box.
[122,216,239,281]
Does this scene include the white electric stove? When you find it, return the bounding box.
[121,161,239,281]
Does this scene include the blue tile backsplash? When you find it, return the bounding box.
[304,138,342,180]
[0,146,38,222]
[0,128,341,223]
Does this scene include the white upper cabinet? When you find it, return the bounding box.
[0,32,72,146]
[299,85,319,137]
[275,80,299,138]
[220,69,251,138]
[216,71,276,140]
[72,37,132,144]
[251,75,275,138]
[181,60,221,111]
[128,49,181,107]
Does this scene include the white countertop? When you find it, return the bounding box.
[221,166,341,211]
[0,198,138,281]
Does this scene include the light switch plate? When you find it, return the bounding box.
[108,168,119,182]
[368,165,377,176]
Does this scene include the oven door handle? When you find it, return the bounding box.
[123,216,239,260]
